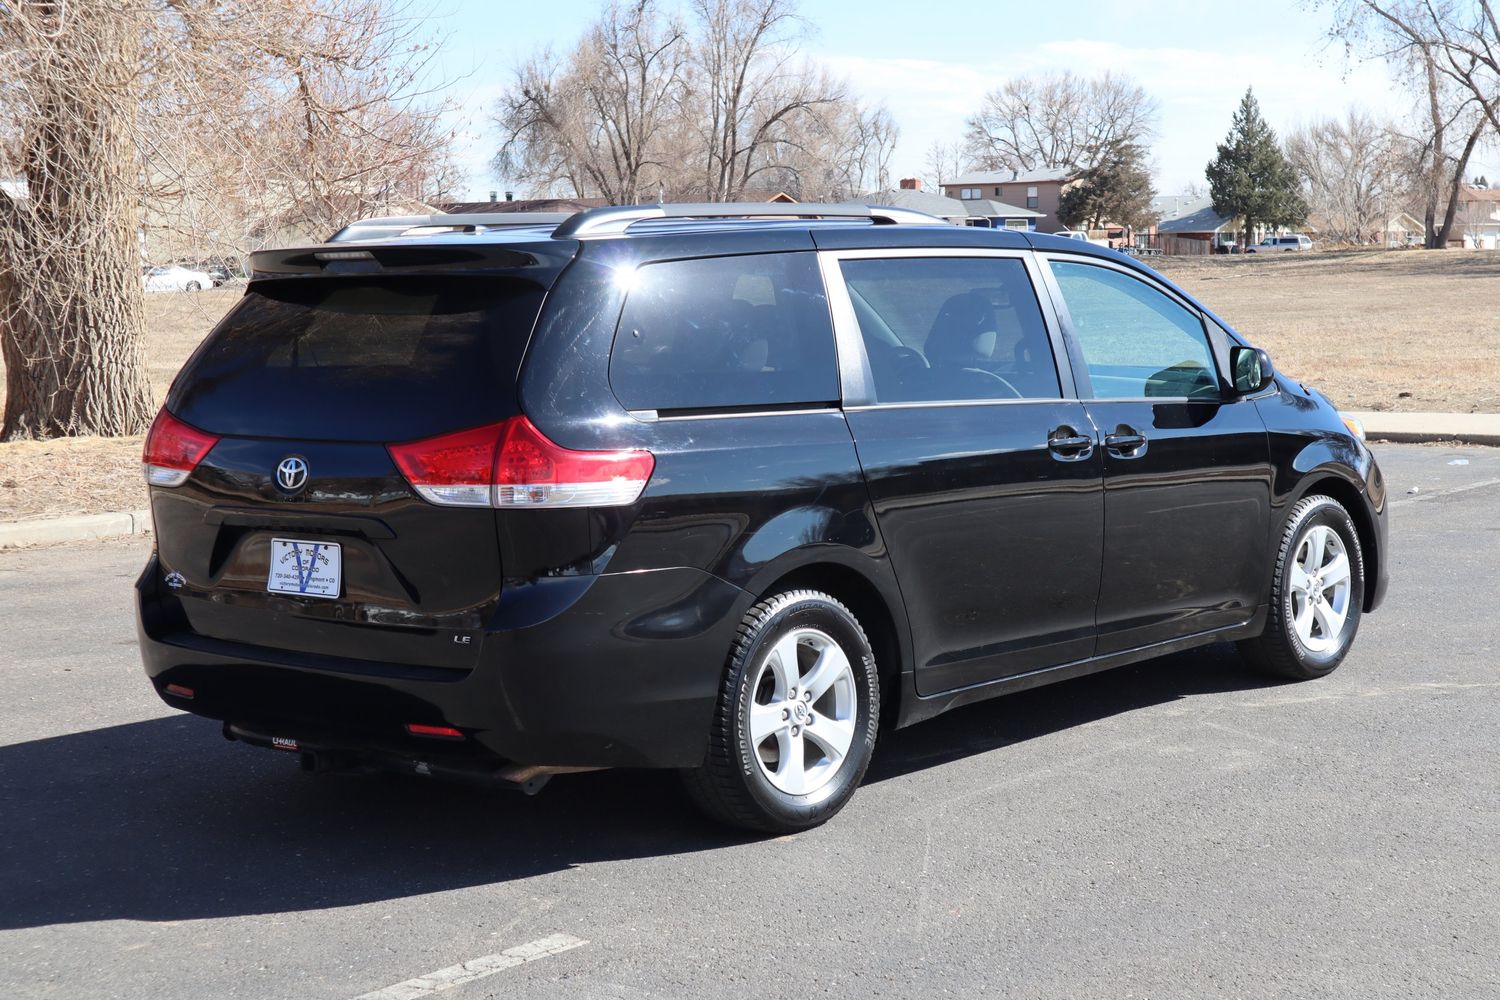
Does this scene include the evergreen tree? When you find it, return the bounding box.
[1205,88,1307,247]
[1057,144,1158,233]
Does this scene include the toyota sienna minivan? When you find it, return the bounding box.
[137,203,1388,832]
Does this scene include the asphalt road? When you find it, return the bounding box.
[2,443,1497,1000]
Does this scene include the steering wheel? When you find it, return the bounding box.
[958,367,1023,399]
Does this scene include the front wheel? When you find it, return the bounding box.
[683,590,879,833]
[185,281,201,292]
[1239,494,1365,680]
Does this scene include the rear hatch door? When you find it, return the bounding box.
[153,254,566,671]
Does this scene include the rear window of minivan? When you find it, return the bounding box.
[609,252,838,413]
[168,276,545,442]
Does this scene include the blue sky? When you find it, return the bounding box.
[430,0,1493,198]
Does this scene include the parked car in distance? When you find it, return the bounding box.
[136,203,1389,833]
[1248,234,1314,253]
[144,264,214,292]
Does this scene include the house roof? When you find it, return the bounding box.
[1157,197,1235,235]
[948,167,1075,186]
[1462,185,1500,201]
[863,188,967,220]
[959,198,1044,219]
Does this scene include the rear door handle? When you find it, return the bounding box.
[1047,426,1094,462]
[1104,426,1148,458]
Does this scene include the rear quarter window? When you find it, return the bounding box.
[609,253,838,413]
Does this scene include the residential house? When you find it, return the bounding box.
[1456,186,1500,248]
[868,179,1044,229]
[865,181,967,224]
[1153,195,1239,254]
[940,168,1075,232]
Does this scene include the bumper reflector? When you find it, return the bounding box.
[164,683,195,699]
[405,723,465,740]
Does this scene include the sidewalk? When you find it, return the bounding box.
[2,413,1497,549]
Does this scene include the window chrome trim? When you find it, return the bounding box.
[817,246,1078,409]
[645,406,844,422]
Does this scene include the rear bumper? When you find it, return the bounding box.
[138,555,748,769]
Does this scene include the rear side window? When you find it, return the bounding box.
[169,277,544,441]
[1050,261,1220,399]
[609,253,837,412]
[838,256,1060,403]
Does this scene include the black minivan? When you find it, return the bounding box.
[138,203,1389,832]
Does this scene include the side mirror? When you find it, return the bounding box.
[1231,346,1275,394]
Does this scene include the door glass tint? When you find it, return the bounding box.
[168,276,543,441]
[1051,261,1221,399]
[609,252,837,412]
[838,256,1060,403]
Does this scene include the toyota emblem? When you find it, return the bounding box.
[276,456,309,493]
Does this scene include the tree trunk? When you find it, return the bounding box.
[0,3,154,440]
[1433,122,1484,249]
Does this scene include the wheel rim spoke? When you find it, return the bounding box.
[1293,596,1316,642]
[774,727,805,795]
[805,716,854,763]
[1288,560,1312,594]
[1312,598,1345,640]
[1321,552,1351,588]
[802,643,850,704]
[767,633,802,696]
[749,701,786,743]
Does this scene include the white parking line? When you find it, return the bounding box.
[354,933,588,1000]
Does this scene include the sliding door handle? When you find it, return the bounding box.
[1104,425,1148,458]
[1047,426,1094,461]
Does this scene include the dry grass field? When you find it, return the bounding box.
[1153,249,1499,414]
[1,249,1496,521]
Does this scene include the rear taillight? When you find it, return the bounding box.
[387,416,654,509]
[142,408,220,487]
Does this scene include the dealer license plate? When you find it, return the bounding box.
[266,538,342,599]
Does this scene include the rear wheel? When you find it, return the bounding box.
[185,281,201,292]
[1240,494,1365,680]
[684,590,879,833]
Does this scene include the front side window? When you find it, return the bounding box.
[609,252,838,413]
[1050,261,1220,399]
[839,256,1061,404]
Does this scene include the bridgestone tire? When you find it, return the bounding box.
[1239,494,1365,680]
[683,590,879,834]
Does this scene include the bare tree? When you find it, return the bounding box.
[492,0,884,204]
[689,0,846,201]
[494,1,688,203]
[963,71,1158,173]
[0,1,154,439]
[922,140,966,191]
[1327,0,1496,246]
[1286,109,1408,242]
[0,0,459,439]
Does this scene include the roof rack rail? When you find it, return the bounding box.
[329,212,573,242]
[552,202,945,238]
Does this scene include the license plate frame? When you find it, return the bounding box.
[266,538,343,599]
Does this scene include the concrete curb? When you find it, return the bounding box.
[1350,411,1500,448]
[0,509,152,549]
